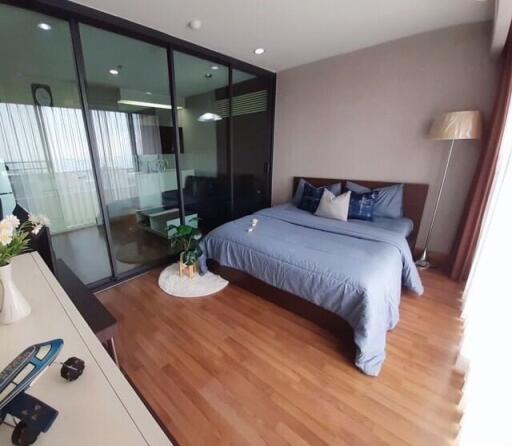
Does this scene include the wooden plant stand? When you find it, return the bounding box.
[179,261,198,279]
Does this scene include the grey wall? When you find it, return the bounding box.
[272,22,498,254]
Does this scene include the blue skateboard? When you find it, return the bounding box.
[0,339,85,445]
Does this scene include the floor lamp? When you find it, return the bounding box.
[416,110,482,269]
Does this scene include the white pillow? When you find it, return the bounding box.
[315,189,351,221]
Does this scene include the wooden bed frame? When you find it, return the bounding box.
[209,177,429,340]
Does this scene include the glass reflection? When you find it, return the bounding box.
[173,52,230,233]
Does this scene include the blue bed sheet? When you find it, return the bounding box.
[353,216,414,238]
[200,203,423,376]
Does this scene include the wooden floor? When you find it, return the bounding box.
[97,269,464,446]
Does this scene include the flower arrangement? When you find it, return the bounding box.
[0,214,49,267]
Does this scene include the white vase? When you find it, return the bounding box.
[0,263,31,324]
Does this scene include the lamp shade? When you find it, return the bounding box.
[429,110,482,141]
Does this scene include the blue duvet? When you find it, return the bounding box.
[200,204,423,376]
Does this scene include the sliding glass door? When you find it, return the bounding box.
[0,2,274,288]
[173,51,230,233]
[0,4,112,284]
[78,24,181,275]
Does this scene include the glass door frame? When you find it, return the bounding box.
[73,20,185,284]
[68,18,118,286]
[1,0,276,290]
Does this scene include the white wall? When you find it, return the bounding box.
[272,22,498,253]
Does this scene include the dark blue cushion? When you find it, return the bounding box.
[298,183,326,213]
[346,181,404,218]
[348,191,379,221]
[293,179,342,205]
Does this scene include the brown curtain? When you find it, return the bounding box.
[450,35,512,281]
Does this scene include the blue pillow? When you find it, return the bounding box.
[345,181,369,194]
[293,179,341,205]
[346,181,404,219]
[298,183,327,213]
[348,191,379,221]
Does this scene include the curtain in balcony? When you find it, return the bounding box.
[0,102,144,232]
[450,36,512,281]
[91,109,137,205]
[456,86,512,446]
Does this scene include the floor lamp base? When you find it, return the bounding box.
[415,249,431,270]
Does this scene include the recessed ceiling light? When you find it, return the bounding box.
[145,91,152,95]
[211,65,219,70]
[188,19,202,30]
[38,23,52,31]
[109,69,119,76]
[205,72,213,79]
[254,48,265,55]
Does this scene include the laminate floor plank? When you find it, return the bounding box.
[98,269,463,446]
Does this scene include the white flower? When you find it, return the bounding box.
[3,215,20,230]
[29,214,40,225]
[0,229,12,246]
[31,224,43,235]
[0,220,15,236]
[29,214,50,227]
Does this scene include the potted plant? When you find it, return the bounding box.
[0,214,49,324]
[168,221,202,279]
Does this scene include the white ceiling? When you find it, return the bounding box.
[74,0,494,72]
[0,4,254,103]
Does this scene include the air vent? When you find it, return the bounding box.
[215,90,267,118]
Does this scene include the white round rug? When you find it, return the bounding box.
[158,263,228,298]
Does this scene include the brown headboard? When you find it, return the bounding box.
[292,177,429,250]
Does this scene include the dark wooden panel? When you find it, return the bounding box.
[293,176,429,250]
[56,259,118,344]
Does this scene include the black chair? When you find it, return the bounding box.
[162,175,229,231]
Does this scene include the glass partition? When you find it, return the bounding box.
[173,52,230,233]
[79,24,182,275]
[0,4,112,284]
[0,2,274,287]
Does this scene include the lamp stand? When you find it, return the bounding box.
[416,139,456,270]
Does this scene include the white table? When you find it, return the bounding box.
[0,253,172,446]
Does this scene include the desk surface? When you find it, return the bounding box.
[0,253,172,446]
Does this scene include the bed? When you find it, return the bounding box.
[200,177,428,376]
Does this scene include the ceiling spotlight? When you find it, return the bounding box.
[109,69,119,76]
[254,48,265,55]
[211,65,219,70]
[145,91,152,95]
[205,72,213,79]
[188,19,202,30]
[38,23,52,31]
